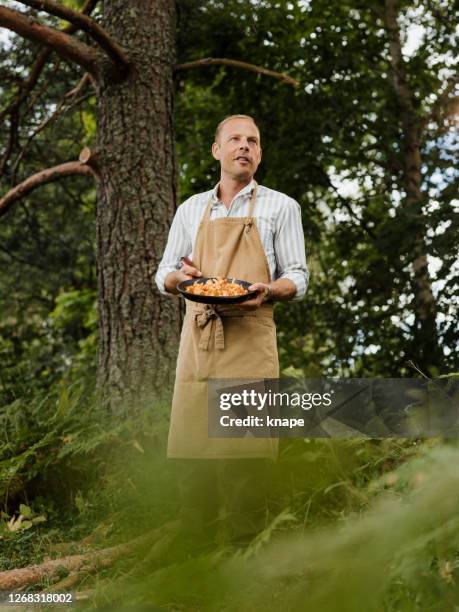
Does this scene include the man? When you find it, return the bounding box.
[156,115,308,460]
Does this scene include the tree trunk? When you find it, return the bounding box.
[96,0,180,414]
[384,0,442,372]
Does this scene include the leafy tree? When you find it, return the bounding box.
[176,0,458,376]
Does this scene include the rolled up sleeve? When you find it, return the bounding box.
[155,204,192,296]
[274,198,309,301]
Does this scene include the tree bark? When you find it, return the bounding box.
[384,0,442,371]
[96,0,180,414]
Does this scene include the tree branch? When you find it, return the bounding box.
[0,6,101,79]
[0,0,98,123]
[0,46,48,123]
[315,166,378,241]
[11,74,94,176]
[0,107,20,176]
[0,160,95,218]
[79,147,100,176]
[0,1,99,177]
[177,57,299,87]
[16,0,129,74]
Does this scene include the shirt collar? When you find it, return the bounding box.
[211,179,256,204]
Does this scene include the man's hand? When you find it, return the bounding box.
[237,278,297,309]
[238,282,271,310]
[164,263,202,295]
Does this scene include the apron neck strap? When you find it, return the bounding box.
[204,180,258,220]
[203,198,213,220]
[248,180,257,217]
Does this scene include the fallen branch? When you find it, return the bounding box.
[0,539,133,591]
[0,6,101,79]
[0,522,180,591]
[44,571,84,593]
[16,0,129,74]
[46,522,113,557]
[177,57,299,87]
[0,160,94,218]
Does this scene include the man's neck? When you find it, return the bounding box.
[217,176,253,208]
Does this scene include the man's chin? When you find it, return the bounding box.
[233,170,253,182]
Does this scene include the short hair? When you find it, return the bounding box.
[214,114,260,143]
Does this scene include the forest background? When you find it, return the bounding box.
[0,0,458,610]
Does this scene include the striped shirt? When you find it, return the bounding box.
[155,180,309,300]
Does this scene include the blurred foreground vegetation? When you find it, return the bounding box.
[2,373,459,611]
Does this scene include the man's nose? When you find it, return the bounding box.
[239,140,249,150]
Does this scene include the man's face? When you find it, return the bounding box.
[212,119,262,182]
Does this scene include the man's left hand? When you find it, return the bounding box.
[238,282,271,310]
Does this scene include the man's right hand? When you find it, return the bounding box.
[164,263,202,295]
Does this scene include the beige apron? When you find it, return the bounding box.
[167,183,279,459]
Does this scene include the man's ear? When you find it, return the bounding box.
[259,146,262,162]
[211,142,220,160]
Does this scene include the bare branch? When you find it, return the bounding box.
[0,160,95,218]
[2,58,63,181]
[177,57,299,87]
[0,107,20,175]
[79,146,100,176]
[0,6,101,78]
[66,72,92,97]
[0,0,98,119]
[23,57,62,118]
[65,0,100,32]
[16,0,129,73]
[0,1,99,175]
[0,48,48,123]
[315,166,378,241]
[11,76,94,176]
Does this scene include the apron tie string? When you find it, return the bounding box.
[195,306,225,350]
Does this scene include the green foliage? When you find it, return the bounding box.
[0,373,173,571]
[176,0,459,376]
[0,23,97,404]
